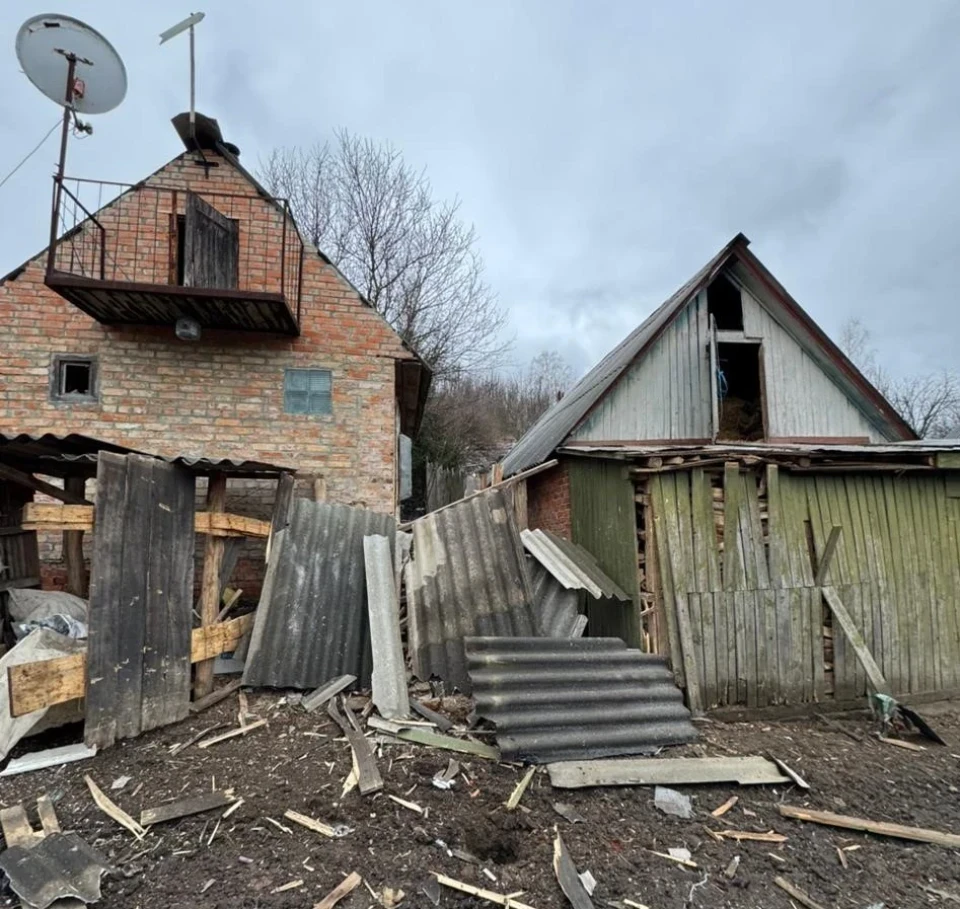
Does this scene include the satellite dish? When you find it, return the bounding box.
[16,14,127,114]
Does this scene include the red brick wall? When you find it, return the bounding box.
[0,148,416,592]
[526,462,571,538]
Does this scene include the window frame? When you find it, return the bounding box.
[283,367,333,416]
[50,354,99,404]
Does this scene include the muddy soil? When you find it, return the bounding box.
[2,690,959,909]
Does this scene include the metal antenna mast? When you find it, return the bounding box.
[160,12,206,144]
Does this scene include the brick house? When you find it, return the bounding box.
[0,114,430,587]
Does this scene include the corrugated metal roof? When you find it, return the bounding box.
[243,499,395,689]
[405,488,539,693]
[521,528,630,601]
[465,636,698,763]
[500,236,744,477]
[529,561,582,637]
[559,441,960,458]
[0,432,292,477]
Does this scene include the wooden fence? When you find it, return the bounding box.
[648,464,960,711]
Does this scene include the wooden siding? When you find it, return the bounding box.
[568,459,640,644]
[647,466,960,711]
[740,288,886,441]
[572,292,712,442]
[569,275,891,445]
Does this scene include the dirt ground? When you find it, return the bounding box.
[2,689,960,909]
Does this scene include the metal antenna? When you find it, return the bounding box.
[160,12,205,143]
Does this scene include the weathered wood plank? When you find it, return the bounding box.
[547,755,790,788]
[813,526,842,587]
[0,463,91,505]
[779,804,960,848]
[327,697,383,795]
[821,586,890,695]
[195,473,227,700]
[9,614,255,718]
[140,790,234,826]
[722,463,744,591]
[675,593,703,711]
[650,475,683,687]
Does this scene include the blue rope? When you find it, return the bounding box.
[717,367,729,400]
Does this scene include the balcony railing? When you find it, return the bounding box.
[44,176,304,336]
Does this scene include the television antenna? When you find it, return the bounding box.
[15,13,127,264]
[160,12,205,145]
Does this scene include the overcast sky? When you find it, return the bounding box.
[2,1,958,379]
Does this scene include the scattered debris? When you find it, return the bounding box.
[412,699,454,732]
[383,724,500,760]
[553,829,595,909]
[190,679,243,714]
[814,712,864,742]
[779,805,960,848]
[771,757,810,789]
[548,755,788,788]
[110,774,132,791]
[654,786,693,819]
[284,809,352,838]
[924,886,960,903]
[710,795,738,817]
[197,717,268,748]
[836,846,848,868]
[0,742,96,778]
[433,872,539,909]
[650,849,698,869]
[420,876,442,906]
[313,871,363,909]
[380,886,405,907]
[579,871,597,896]
[169,722,225,756]
[84,774,146,839]
[717,829,787,843]
[388,794,424,815]
[303,675,357,713]
[365,534,410,719]
[879,736,926,752]
[552,802,586,824]
[328,697,383,794]
[506,766,538,811]
[0,832,110,909]
[774,875,826,909]
[272,879,304,894]
[140,790,236,827]
[724,855,740,879]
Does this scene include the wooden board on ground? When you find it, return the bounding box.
[303,675,356,713]
[553,831,595,909]
[8,614,254,718]
[140,790,235,826]
[547,756,790,789]
[313,871,362,909]
[779,804,960,848]
[85,454,196,749]
[328,697,383,795]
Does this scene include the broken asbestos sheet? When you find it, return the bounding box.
[0,832,110,909]
[0,629,85,762]
[548,755,792,789]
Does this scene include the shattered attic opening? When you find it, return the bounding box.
[717,342,764,441]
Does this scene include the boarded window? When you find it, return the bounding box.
[284,369,332,415]
[182,193,239,289]
[51,355,97,402]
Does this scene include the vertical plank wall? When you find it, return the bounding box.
[568,459,641,644]
[85,453,196,748]
[649,465,960,710]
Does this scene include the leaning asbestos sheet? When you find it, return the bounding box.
[243,500,395,689]
[405,488,539,694]
[466,636,698,763]
[85,453,196,750]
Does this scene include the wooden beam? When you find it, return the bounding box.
[8,613,254,717]
[821,586,890,695]
[779,804,960,848]
[813,525,842,586]
[63,476,87,596]
[23,502,269,537]
[195,473,228,700]
[0,462,91,505]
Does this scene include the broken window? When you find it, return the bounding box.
[707,273,743,331]
[51,355,97,402]
[716,343,764,441]
[284,368,332,415]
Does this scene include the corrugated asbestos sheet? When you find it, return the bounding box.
[405,488,538,693]
[466,636,697,763]
[521,528,630,601]
[243,499,395,689]
[529,561,581,637]
[0,833,110,908]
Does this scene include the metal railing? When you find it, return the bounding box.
[46,176,304,322]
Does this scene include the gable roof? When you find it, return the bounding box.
[502,233,916,477]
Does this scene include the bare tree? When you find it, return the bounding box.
[260,134,508,378]
[839,318,960,437]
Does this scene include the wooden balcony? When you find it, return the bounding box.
[45,178,303,336]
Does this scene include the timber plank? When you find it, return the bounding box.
[141,790,234,826]
[846,477,877,691]
[935,482,960,689]
[923,477,948,690]
[765,464,784,589]
[691,469,721,592]
[10,614,254,718]
[733,588,748,707]
[904,478,931,691]
[746,472,769,588]
[775,587,794,704]
[823,479,855,699]
[743,588,758,709]
[867,475,899,692]
[881,476,909,693]
[778,804,960,849]
[84,452,128,750]
[674,593,703,712]
[759,587,777,707]
[722,463,744,591]
[858,478,888,692]
[698,590,717,709]
[822,587,889,695]
[650,476,683,688]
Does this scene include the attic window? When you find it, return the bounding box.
[284,368,332,415]
[717,342,764,441]
[52,355,97,403]
[707,273,743,331]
